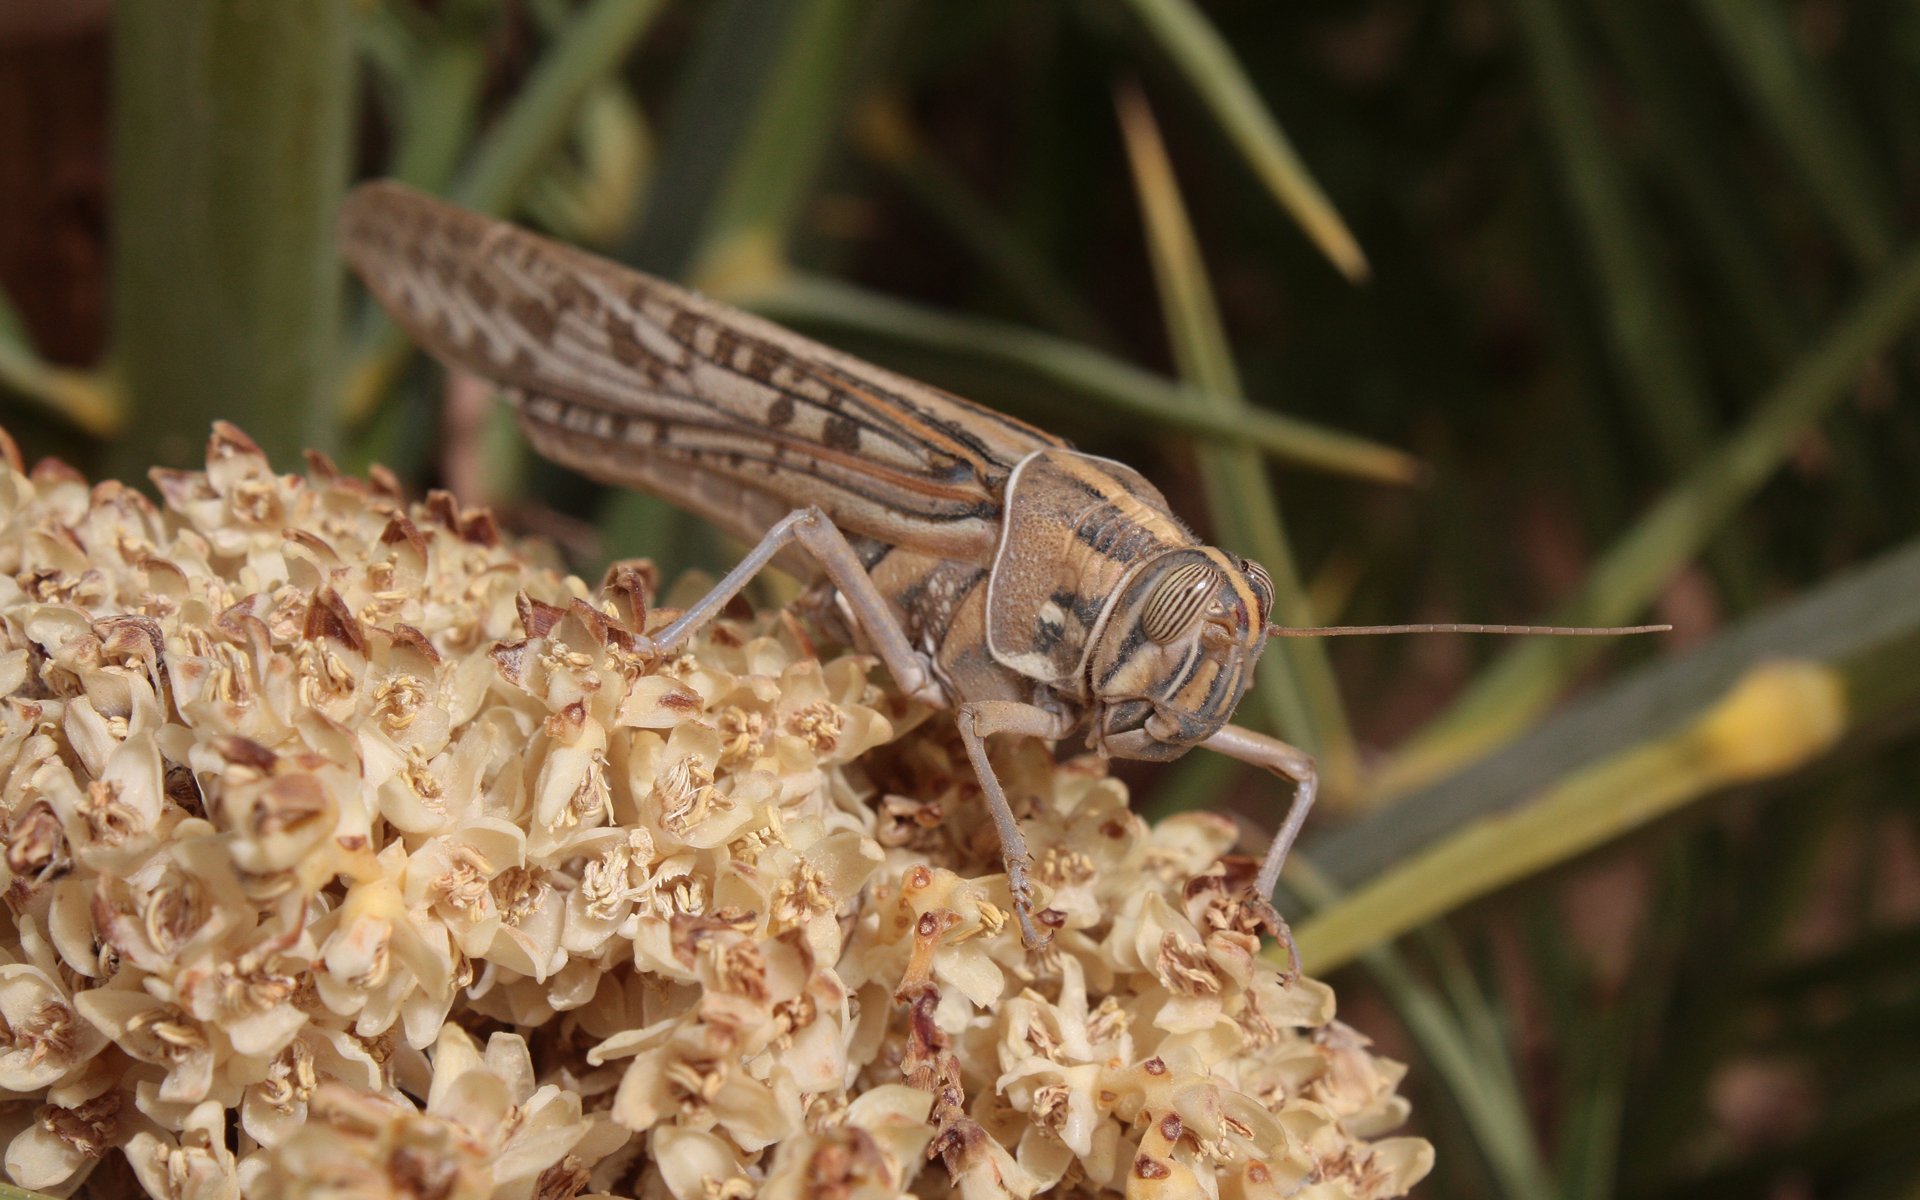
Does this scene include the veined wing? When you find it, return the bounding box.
[338,182,1065,560]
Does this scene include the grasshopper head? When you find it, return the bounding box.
[1085,547,1274,761]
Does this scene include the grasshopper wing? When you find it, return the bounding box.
[338,181,1064,560]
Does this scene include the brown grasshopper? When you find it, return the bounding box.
[339,181,1664,952]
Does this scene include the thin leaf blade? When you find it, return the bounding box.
[1120,0,1369,281]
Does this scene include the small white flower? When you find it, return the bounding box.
[0,961,107,1092]
[126,1100,241,1200]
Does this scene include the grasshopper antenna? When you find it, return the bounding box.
[1268,622,1671,637]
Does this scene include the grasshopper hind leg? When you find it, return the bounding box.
[646,506,947,707]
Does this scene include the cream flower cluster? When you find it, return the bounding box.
[0,424,1431,1199]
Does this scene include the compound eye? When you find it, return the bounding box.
[1141,560,1219,644]
[1242,559,1275,625]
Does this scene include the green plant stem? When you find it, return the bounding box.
[523,85,652,246]
[623,0,808,277]
[855,98,1112,347]
[390,30,488,192]
[1588,0,1798,364]
[344,0,666,426]
[1508,0,1714,470]
[112,0,355,470]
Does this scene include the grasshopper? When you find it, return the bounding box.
[339,181,1663,953]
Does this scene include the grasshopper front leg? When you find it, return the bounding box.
[1201,723,1318,977]
[955,700,1078,948]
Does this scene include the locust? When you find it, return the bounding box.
[338,181,1665,954]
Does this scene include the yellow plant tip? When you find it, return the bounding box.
[0,352,120,438]
[45,369,123,438]
[0,422,1428,1199]
[1690,659,1847,784]
[339,335,409,425]
[691,228,792,303]
[1295,658,1855,972]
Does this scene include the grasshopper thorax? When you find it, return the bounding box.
[1086,546,1275,762]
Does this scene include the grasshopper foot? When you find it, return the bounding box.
[1247,892,1301,984]
[1006,855,1055,949]
[1013,905,1054,949]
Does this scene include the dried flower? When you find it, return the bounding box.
[0,425,1431,1198]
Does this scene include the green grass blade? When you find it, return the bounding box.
[1118,0,1368,281]
[1518,898,1622,1200]
[1545,847,1691,1200]
[1116,86,1356,783]
[1419,924,1526,1097]
[0,285,31,354]
[1558,1017,1631,1200]
[390,33,488,191]
[1589,0,1799,363]
[622,0,807,276]
[522,83,652,246]
[354,0,417,88]
[1511,0,1773,614]
[1506,0,1720,475]
[753,274,1425,485]
[1378,245,1920,797]
[454,0,665,214]
[1692,0,1895,271]
[686,0,868,295]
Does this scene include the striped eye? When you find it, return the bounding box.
[1242,560,1275,624]
[1141,561,1219,644]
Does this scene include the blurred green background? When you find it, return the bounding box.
[4,1,1920,1196]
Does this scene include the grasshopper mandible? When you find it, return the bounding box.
[339,181,1664,953]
